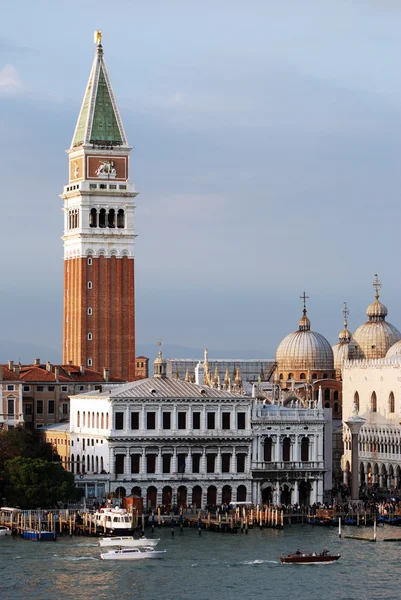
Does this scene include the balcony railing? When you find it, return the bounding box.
[251,461,323,471]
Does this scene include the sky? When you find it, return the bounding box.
[0,0,400,359]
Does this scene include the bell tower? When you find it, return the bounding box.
[61,32,137,380]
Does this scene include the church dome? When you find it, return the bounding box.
[386,340,401,358]
[276,298,334,372]
[352,276,401,360]
[332,302,357,373]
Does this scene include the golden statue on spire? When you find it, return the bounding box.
[94,30,102,46]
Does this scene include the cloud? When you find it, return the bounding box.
[0,64,27,96]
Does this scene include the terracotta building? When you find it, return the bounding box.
[0,359,125,430]
[61,33,137,380]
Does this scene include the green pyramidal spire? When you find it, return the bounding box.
[72,43,127,149]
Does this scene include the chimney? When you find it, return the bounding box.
[68,360,73,365]
[8,360,14,371]
[103,367,110,383]
[80,365,85,375]
[55,366,60,383]
[34,358,40,366]
[0,368,3,381]
[14,365,20,377]
[46,361,53,372]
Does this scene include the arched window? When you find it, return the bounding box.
[354,391,360,411]
[101,413,104,429]
[264,438,272,462]
[389,392,395,413]
[279,373,283,380]
[99,208,106,228]
[77,411,80,427]
[108,208,115,228]
[334,402,339,414]
[371,391,377,413]
[90,208,97,228]
[300,373,306,380]
[71,454,75,474]
[76,455,80,474]
[334,390,339,401]
[117,209,125,228]
[92,412,95,428]
[101,457,104,472]
[312,373,317,380]
[91,456,94,472]
[301,437,309,462]
[323,373,328,379]
[324,388,330,402]
[96,412,99,428]
[83,411,86,426]
[288,373,294,381]
[87,455,90,471]
[96,456,99,472]
[106,413,109,429]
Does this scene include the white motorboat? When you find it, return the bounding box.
[99,536,160,548]
[92,507,135,535]
[100,546,166,561]
[0,525,11,537]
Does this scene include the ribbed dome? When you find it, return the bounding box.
[353,278,401,359]
[276,304,334,372]
[386,340,401,358]
[332,339,357,373]
[366,299,388,320]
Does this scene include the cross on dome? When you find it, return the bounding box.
[373,274,382,299]
[300,291,309,314]
[343,301,349,328]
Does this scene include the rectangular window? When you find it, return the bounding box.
[88,333,93,341]
[7,398,14,416]
[115,454,125,474]
[87,358,93,367]
[37,400,43,414]
[131,454,140,474]
[62,403,68,415]
[207,412,215,430]
[162,454,171,474]
[109,184,117,190]
[48,386,55,392]
[192,453,201,473]
[192,412,201,430]
[222,413,231,430]
[221,453,231,473]
[177,453,186,473]
[206,454,216,473]
[147,454,156,474]
[48,400,55,414]
[87,307,92,315]
[7,385,15,391]
[37,386,44,392]
[237,412,246,430]
[177,412,186,430]
[115,412,124,430]
[23,385,30,392]
[61,386,68,392]
[89,184,97,190]
[119,184,127,190]
[147,412,156,430]
[237,454,246,473]
[130,412,139,429]
[162,412,171,429]
[25,404,33,415]
[88,281,92,289]
[87,256,93,265]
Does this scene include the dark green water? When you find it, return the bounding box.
[1,525,400,600]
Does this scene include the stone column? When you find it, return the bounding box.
[157,448,162,474]
[171,448,177,474]
[252,481,257,504]
[345,414,365,501]
[317,478,324,503]
[293,480,299,504]
[216,448,222,474]
[201,449,207,474]
[140,448,146,475]
[274,481,280,505]
[186,448,192,474]
[231,447,236,473]
[293,435,299,463]
[157,406,162,431]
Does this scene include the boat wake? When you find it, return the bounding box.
[240,559,279,565]
[58,556,98,561]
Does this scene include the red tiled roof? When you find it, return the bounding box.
[135,356,149,360]
[0,364,125,383]
[0,366,20,381]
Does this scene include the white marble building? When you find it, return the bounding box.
[342,356,401,490]
[68,353,331,506]
[251,400,331,505]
